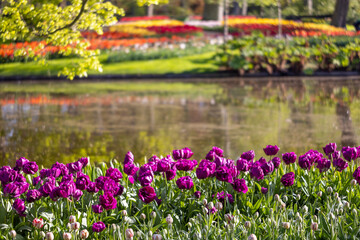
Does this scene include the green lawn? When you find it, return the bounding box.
[0,52,218,77]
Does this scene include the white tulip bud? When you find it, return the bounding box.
[352,209,358,215]
[302,206,308,213]
[125,229,134,239]
[80,229,89,239]
[40,231,46,238]
[280,203,286,209]
[45,232,54,240]
[140,213,146,220]
[245,221,251,229]
[71,222,80,230]
[69,215,76,223]
[166,215,173,225]
[202,199,208,206]
[313,215,318,221]
[248,234,257,240]
[188,222,192,228]
[152,234,162,240]
[9,230,16,238]
[163,229,167,235]
[334,192,339,198]
[317,191,322,197]
[296,194,301,200]
[283,196,288,202]
[63,232,72,240]
[344,201,350,209]
[148,231,153,237]
[351,179,357,186]
[254,212,259,219]
[215,202,223,210]
[208,202,214,210]
[274,194,280,202]
[282,222,290,229]
[327,187,333,193]
[329,213,335,220]
[224,213,233,223]
[121,210,128,216]
[150,211,156,219]
[311,222,318,231]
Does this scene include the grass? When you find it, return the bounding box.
[0,52,218,77]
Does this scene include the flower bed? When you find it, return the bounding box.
[2,142,360,239]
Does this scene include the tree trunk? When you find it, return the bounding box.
[147,4,154,17]
[331,0,349,28]
[307,0,313,14]
[242,0,247,16]
[277,0,282,37]
[202,3,223,21]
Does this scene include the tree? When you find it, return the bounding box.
[331,0,350,28]
[0,0,162,80]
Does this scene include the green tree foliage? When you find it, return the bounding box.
[0,0,126,80]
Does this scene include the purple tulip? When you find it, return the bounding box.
[172,147,194,160]
[0,168,18,185]
[92,204,103,214]
[236,158,250,172]
[32,176,43,186]
[13,198,26,216]
[209,207,218,214]
[4,182,29,198]
[263,145,280,156]
[51,162,69,176]
[39,182,55,197]
[75,173,90,190]
[92,221,106,233]
[282,152,297,165]
[271,157,281,168]
[115,184,124,197]
[16,157,29,170]
[353,166,360,184]
[102,178,120,196]
[176,176,194,189]
[73,189,83,201]
[99,193,117,210]
[49,187,62,201]
[205,146,224,160]
[298,154,312,170]
[342,146,357,161]
[156,158,172,172]
[281,172,295,187]
[123,163,139,176]
[215,191,234,204]
[215,166,233,183]
[261,161,274,176]
[232,178,248,193]
[39,169,51,179]
[26,189,42,203]
[87,181,99,193]
[66,161,83,174]
[241,150,255,161]
[176,159,198,171]
[194,191,201,198]
[78,157,89,168]
[138,186,156,204]
[332,151,341,160]
[106,168,123,182]
[261,187,268,194]
[315,158,331,173]
[323,143,337,156]
[23,161,38,175]
[250,166,264,181]
[139,174,153,187]
[165,169,177,180]
[124,151,134,165]
[333,158,348,172]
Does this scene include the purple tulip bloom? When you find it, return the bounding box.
[139,174,154,187]
[124,151,134,165]
[215,166,233,183]
[215,191,234,204]
[99,193,117,210]
[0,168,18,185]
[106,168,123,182]
[87,181,99,193]
[66,161,83,174]
[51,162,69,176]
[26,189,42,203]
[176,176,194,189]
[75,173,90,190]
[298,154,312,170]
[172,147,194,160]
[16,157,29,170]
[271,157,281,168]
[353,166,360,184]
[333,158,348,172]
[316,158,331,173]
[4,182,29,198]
[115,184,124,197]
[282,152,297,165]
[209,207,218,214]
[92,204,103,214]
[78,157,89,168]
[205,146,224,160]
[102,178,120,196]
[342,146,358,161]
[261,161,274,176]
[281,172,295,187]
[165,169,177,180]
[241,150,255,161]
[39,182,55,197]
[23,161,38,175]
[323,143,337,156]
[138,186,156,204]
[232,178,248,193]
[332,151,341,160]
[250,166,264,181]
[236,158,250,172]
[194,191,201,198]
[92,222,106,233]
[156,158,171,172]
[13,198,26,216]
[123,163,139,176]
[32,176,43,186]
[263,145,280,156]
[176,159,198,171]
[261,187,268,194]
[73,189,83,201]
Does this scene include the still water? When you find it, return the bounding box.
[0,77,360,167]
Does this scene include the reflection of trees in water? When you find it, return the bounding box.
[336,101,357,147]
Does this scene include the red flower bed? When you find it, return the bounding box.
[81,31,140,39]
[120,16,170,22]
[146,25,202,34]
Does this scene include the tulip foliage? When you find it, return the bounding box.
[1,143,360,239]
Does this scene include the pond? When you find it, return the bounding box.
[0,77,360,167]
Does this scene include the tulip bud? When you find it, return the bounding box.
[282,222,290,229]
[245,221,251,229]
[317,191,322,197]
[40,231,46,238]
[188,222,192,228]
[166,215,173,225]
[248,234,257,240]
[327,187,333,193]
[45,232,54,240]
[153,234,162,240]
[125,229,134,239]
[71,222,80,231]
[208,202,214,210]
[254,212,259,219]
[329,213,335,220]
[296,194,301,200]
[9,230,16,238]
[69,215,76,223]
[80,229,89,239]
[150,211,156,219]
[344,201,350,209]
[313,215,318,221]
[63,232,72,240]
[296,216,302,223]
[351,179,357,186]
[338,208,343,215]
[334,192,339,198]
[121,210,128,217]
[311,222,318,231]
[352,209,357,215]
[163,229,167,235]
[283,196,288,202]
[32,218,44,229]
[111,224,117,231]
[202,199,208,206]
[224,213,232,223]
[140,213,146,220]
[202,207,208,215]
[148,231,153,237]
[302,206,308,213]
[215,202,223,210]
[124,216,129,223]
[280,203,286,209]
[274,194,280,202]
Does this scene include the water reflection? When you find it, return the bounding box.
[1,77,360,167]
